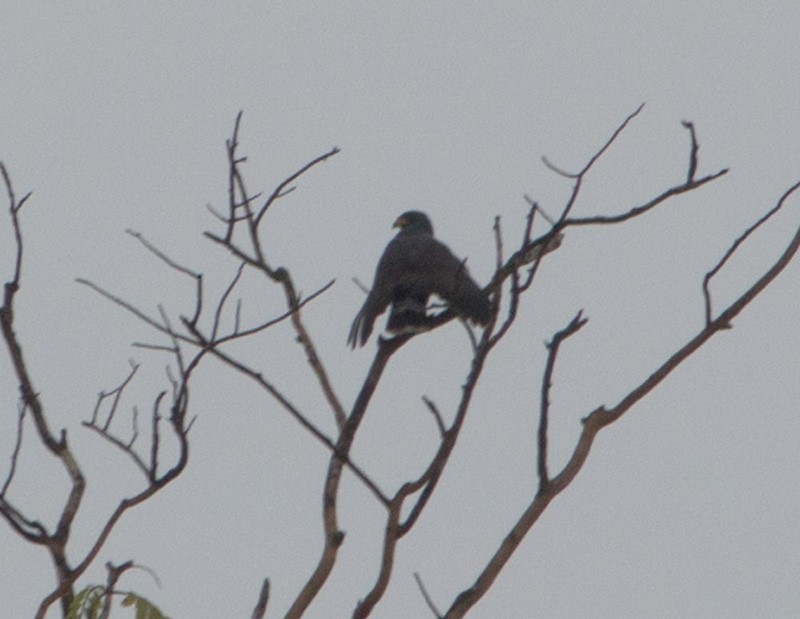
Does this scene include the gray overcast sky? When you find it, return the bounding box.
[2,2,799,617]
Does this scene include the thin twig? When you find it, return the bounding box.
[544,102,646,180]
[126,229,200,279]
[702,178,800,325]
[682,120,699,183]
[126,229,205,328]
[525,198,557,227]
[212,280,335,346]
[445,178,800,617]
[132,342,176,353]
[542,103,646,225]
[212,262,245,341]
[76,278,182,340]
[100,560,134,619]
[493,215,504,270]
[414,572,443,619]
[422,396,446,438]
[126,407,139,449]
[81,424,149,479]
[216,144,351,427]
[254,147,340,225]
[251,578,270,619]
[95,362,140,432]
[184,319,390,505]
[1,162,32,287]
[352,276,370,295]
[538,311,588,492]
[564,169,728,227]
[2,165,90,617]
[1,404,26,496]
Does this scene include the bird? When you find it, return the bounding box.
[348,210,492,348]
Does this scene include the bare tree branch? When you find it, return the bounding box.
[422,396,446,438]
[682,120,700,183]
[212,261,245,340]
[702,178,800,325]
[538,311,588,491]
[251,578,270,619]
[286,334,408,618]
[542,102,646,224]
[1,403,26,497]
[126,228,204,328]
[4,104,796,618]
[563,168,728,227]
[1,163,86,615]
[414,572,443,619]
[0,162,32,286]
[254,146,340,226]
[544,103,646,180]
[444,177,800,618]
[100,560,134,619]
[207,120,347,431]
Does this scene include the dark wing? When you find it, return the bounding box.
[413,240,492,325]
[348,236,410,348]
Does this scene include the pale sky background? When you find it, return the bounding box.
[1,2,799,618]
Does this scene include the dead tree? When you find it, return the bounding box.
[2,105,799,617]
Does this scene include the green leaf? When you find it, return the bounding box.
[114,593,170,619]
[87,589,103,619]
[67,588,91,619]
[121,593,136,607]
[69,585,169,619]
[67,586,106,619]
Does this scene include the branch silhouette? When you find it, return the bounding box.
[2,105,797,618]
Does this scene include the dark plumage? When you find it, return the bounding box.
[348,211,492,348]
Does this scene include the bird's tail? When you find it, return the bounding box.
[451,261,492,325]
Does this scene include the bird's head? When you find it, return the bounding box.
[393,210,434,235]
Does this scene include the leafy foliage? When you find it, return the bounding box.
[67,587,104,619]
[66,586,169,619]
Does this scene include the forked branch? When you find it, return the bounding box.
[443,120,799,617]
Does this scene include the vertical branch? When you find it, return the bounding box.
[1,163,84,616]
[149,392,166,482]
[352,498,403,619]
[0,164,198,616]
[1,162,31,286]
[223,111,253,245]
[1,404,26,497]
[348,335,492,617]
[681,120,699,183]
[210,117,346,429]
[99,560,134,619]
[286,334,407,618]
[538,311,588,492]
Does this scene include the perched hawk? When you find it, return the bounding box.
[348,210,492,348]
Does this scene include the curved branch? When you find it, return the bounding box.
[563,168,728,227]
[703,178,800,324]
[444,179,800,617]
[538,311,588,491]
